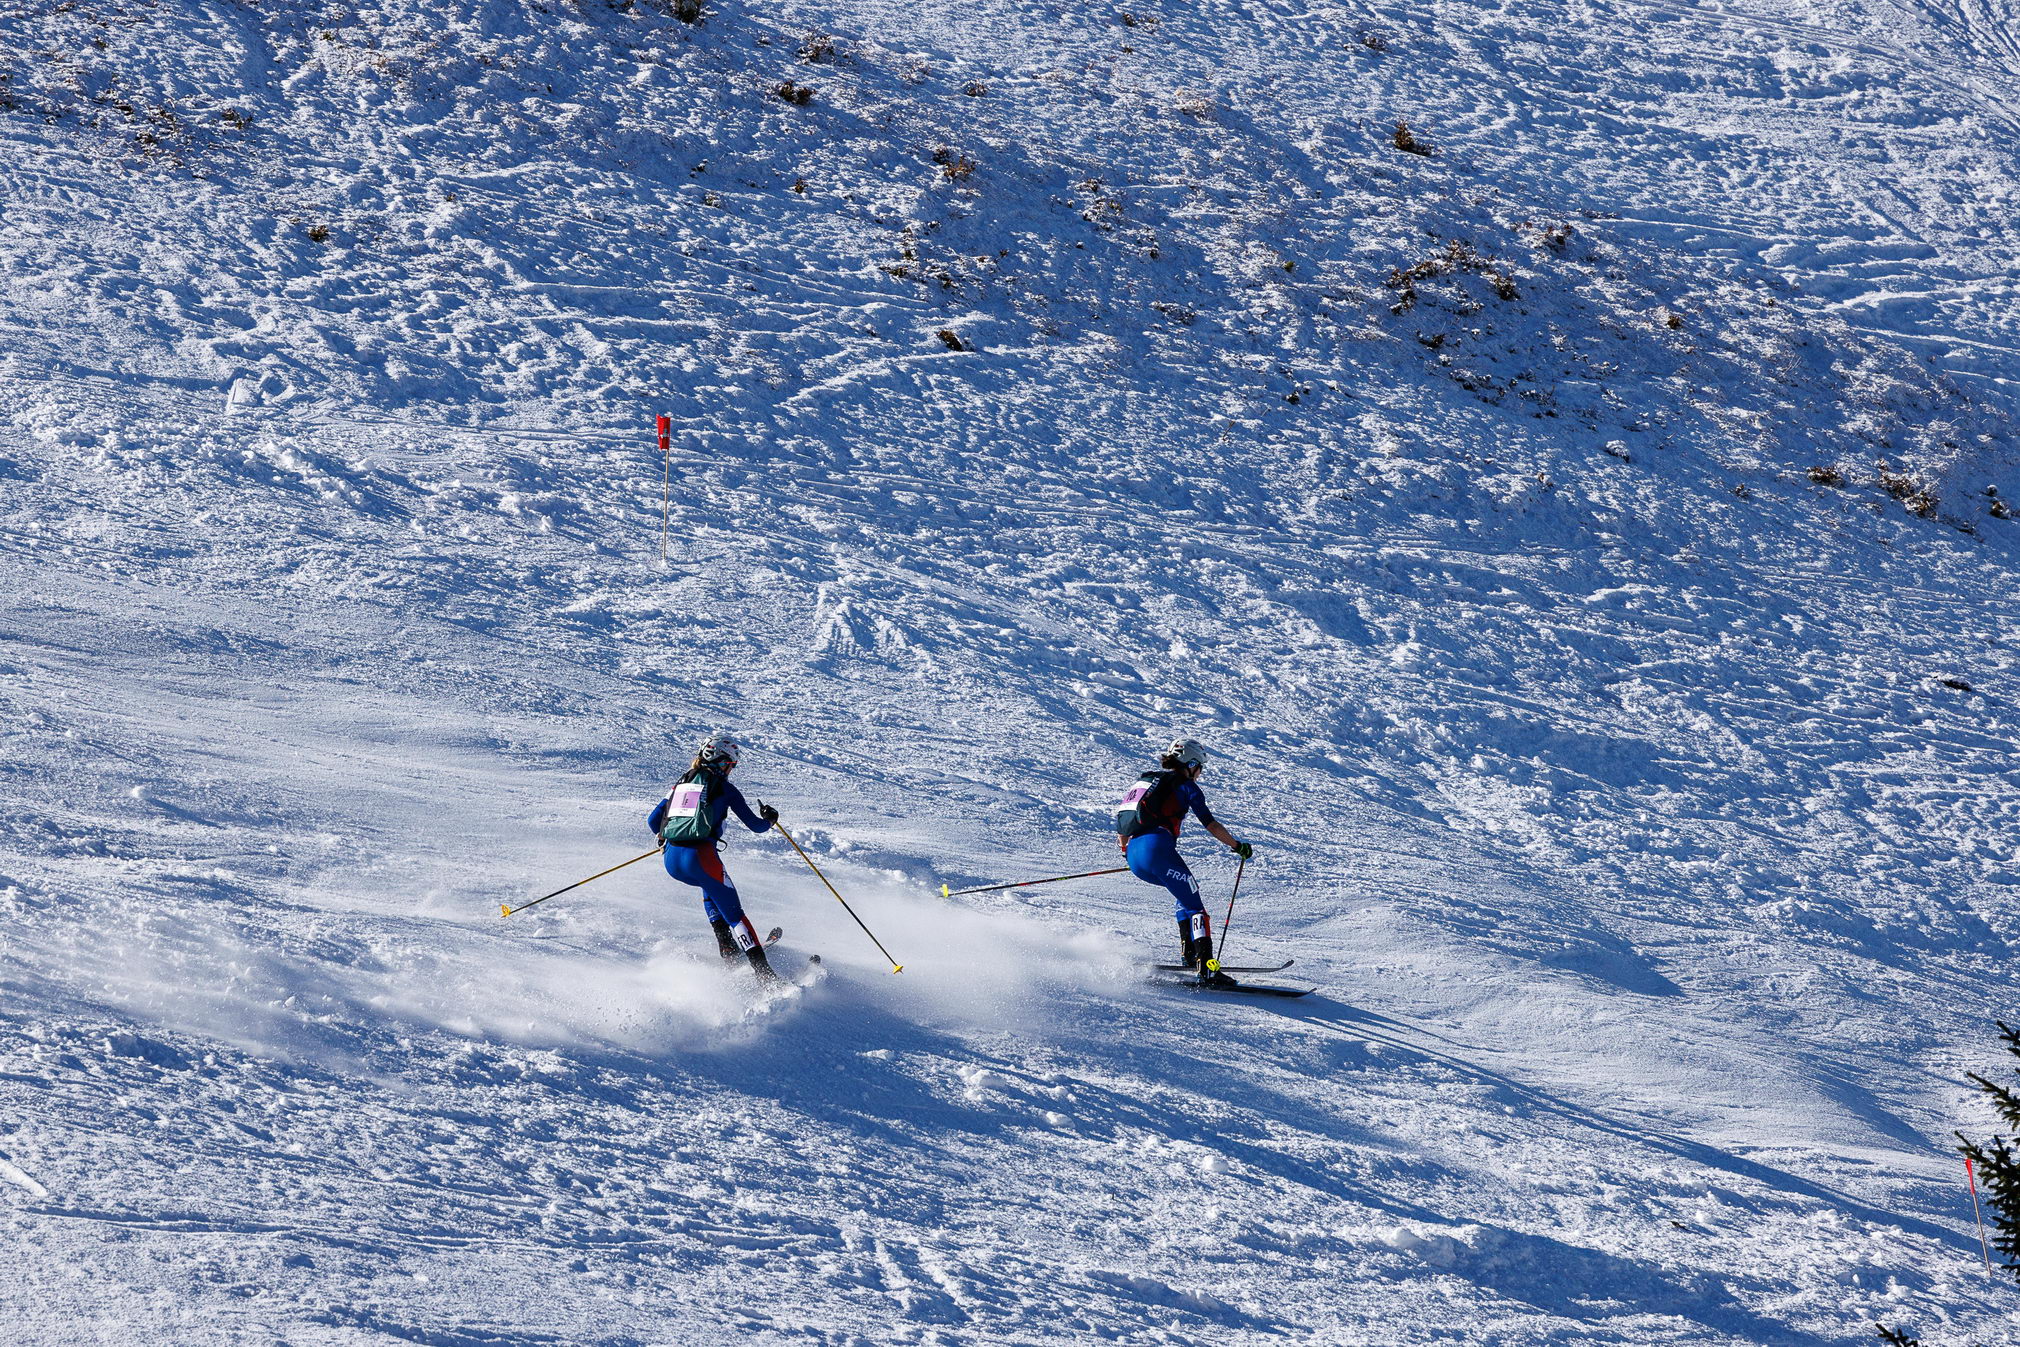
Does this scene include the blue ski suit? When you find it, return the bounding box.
[1121,777,1219,922]
[647,774,773,935]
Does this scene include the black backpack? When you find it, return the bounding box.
[1115,770,1182,840]
[659,768,724,846]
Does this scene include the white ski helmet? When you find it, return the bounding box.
[699,731,743,766]
[1166,737,1208,770]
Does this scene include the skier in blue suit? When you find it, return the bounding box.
[1117,738,1253,987]
[648,732,780,982]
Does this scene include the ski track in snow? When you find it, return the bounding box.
[2,0,2019,1341]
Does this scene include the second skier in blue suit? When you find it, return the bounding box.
[1117,737,1253,987]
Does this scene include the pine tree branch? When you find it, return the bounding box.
[1964,1072,2020,1132]
[1997,1020,2020,1059]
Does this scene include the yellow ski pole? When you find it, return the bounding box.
[774,821,903,973]
[502,845,663,918]
[938,866,1130,900]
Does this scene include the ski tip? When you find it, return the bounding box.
[938,883,950,899]
[499,904,512,918]
[890,964,904,974]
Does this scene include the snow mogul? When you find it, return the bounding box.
[1116,738,1254,987]
[648,732,781,982]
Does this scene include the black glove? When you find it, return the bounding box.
[759,802,779,825]
[1232,840,1254,860]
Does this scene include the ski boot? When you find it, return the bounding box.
[1181,918,1239,988]
[1187,920,1236,985]
[744,943,781,984]
[709,918,742,962]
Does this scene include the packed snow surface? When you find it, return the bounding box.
[3,0,2020,1341]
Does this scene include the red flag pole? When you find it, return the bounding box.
[1968,1154,1994,1268]
[657,414,672,562]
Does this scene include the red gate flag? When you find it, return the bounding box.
[1968,1154,1993,1268]
[657,414,674,560]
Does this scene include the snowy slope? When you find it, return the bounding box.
[4,0,2020,1342]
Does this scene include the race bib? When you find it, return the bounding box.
[670,782,706,817]
[1119,782,1150,807]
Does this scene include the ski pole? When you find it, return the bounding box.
[502,845,663,918]
[938,866,1130,900]
[1214,854,1247,965]
[774,821,904,973]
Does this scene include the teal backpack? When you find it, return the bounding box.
[659,768,724,846]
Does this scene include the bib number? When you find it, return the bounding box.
[670,783,706,817]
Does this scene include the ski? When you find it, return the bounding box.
[1148,958,1295,974]
[1149,974,1313,999]
[772,954,824,992]
[748,954,822,996]
[765,926,783,947]
[1207,983,1313,999]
